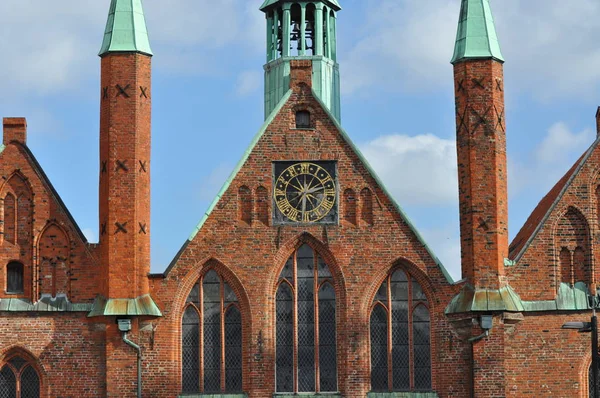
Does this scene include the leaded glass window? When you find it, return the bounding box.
[370,269,431,392]
[275,244,337,393]
[0,356,40,398]
[6,262,23,294]
[181,270,242,394]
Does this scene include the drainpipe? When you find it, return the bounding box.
[118,319,142,398]
[468,315,493,398]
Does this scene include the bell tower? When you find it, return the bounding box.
[261,0,341,121]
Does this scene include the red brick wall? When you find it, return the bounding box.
[0,139,100,302]
[0,313,106,397]
[146,61,466,398]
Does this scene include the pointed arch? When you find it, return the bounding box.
[256,186,269,226]
[272,233,346,298]
[2,172,33,247]
[0,347,43,398]
[554,206,591,286]
[3,192,16,244]
[37,223,70,298]
[273,235,345,393]
[560,247,573,285]
[238,186,252,224]
[366,261,433,392]
[360,187,374,226]
[343,188,357,225]
[178,258,250,395]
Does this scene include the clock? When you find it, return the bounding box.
[273,161,338,224]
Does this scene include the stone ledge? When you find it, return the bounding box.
[367,392,438,398]
[178,394,247,398]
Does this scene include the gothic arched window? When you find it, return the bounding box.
[370,269,431,392]
[276,244,337,393]
[0,355,40,398]
[181,270,242,394]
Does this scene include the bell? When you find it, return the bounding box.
[292,22,301,33]
[291,32,299,41]
[305,21,313,31]
[277,41,282,52]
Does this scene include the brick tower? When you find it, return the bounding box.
[452,0,508,290]
[450,1,512,396]
[96,0,160,396]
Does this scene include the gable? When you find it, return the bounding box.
[509,138,598,261]
[162,83,453,285]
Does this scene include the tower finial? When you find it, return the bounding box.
[99,0,153,57]
[451,0,503,64]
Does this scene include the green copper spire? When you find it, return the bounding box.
[451,0,504,64]
[99,0,153,57]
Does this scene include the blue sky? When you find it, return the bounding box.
[1,0,599,280]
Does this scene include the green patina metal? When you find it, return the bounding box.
[264,56,341,121]
[446,282,593,314]
[263,1,341,121]
[99,0,153,57]
[260,0,341,12]
[183,89,455,285]
[87,294,162,317]
[451,0,504,64]
[445,284,524,314]
[0,296,92,312]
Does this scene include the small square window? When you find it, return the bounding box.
[296,110,311,129]
[7,262,23,293]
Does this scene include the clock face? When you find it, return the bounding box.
[273,161,338,224]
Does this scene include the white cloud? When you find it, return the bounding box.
[0,0,265,98]
[235,70,262,96]
[510,122,595,197]
[341,0,600,99]
[360,133,458,206]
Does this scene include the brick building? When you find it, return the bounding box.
[0,0,598,397]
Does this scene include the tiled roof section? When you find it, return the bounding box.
[509,138,599,260]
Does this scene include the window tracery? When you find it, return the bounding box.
[370,269,431,392]
[275,244,337,393]
[0,355,40,398]
[181,269,242,394]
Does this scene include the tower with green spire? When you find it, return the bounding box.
[260,0,341,121]
[450,1,511,395]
